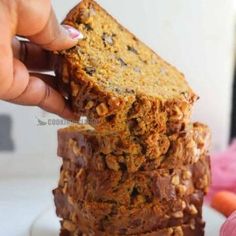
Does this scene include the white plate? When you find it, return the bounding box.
[30,205,225,236]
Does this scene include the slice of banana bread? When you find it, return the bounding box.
[56,0,198,134]
[59,221,204,236]
[57,123,210,172]
[55,155,210,206]
[54,188,204,235]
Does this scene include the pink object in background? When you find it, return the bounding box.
[220,211,236,236]
[206,140,236,203]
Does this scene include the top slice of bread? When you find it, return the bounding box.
[56,0,198,134]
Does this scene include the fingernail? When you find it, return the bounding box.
[63,25,84,40]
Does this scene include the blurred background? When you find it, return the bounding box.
[0,0,235,235]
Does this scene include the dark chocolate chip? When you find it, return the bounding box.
[118,58,127,67]
[84,67,96,76]
[127,45,138,54]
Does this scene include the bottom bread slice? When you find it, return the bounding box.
[54,154,210,235]
[59,218,204,236]
[54,187,204,235]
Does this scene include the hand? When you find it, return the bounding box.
[0,0,83,119]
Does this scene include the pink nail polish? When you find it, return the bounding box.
[63,25,84,40]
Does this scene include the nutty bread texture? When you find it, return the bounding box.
[57,123,210,172]
[55,156,210,205]
[55,188,204,236]
[54,153,210,235]
[56,0,198,134]
[54,1,211,235]
[60,221,204,236]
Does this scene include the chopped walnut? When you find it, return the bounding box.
[188,204,198,215]
[176,184,187,197]
[166,228,174,234]
[197,174,209,189]
[169,105,184,121]
[133,194,145,205]
[181,200,187,209]
[192,150,201,163]
[96,103,109,116]
[59,170,68,186]
[108,97,121,108]
[76,168,84,179]
[190,219,196,230]
[71,213,77,223]
[174,226,184,236]
[62,182,68,194]
[146,133,170,159]
[68,195,74,205]
[63,220,77,231]
[70,81,80,97]
[69,139,81,156]
[182,170,192,180]
[172,211,183,218]
[118,155,125,163]
[126,155,145,173]
[119,206,126,214]
[171,175,180,186]
[158,135,170,155]
[85,101,95,110]
[105,155,120,171]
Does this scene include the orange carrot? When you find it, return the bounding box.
[211,191,236,217]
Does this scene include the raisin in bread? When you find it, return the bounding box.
[56,0,198,134]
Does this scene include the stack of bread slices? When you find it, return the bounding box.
[53,1,211,235]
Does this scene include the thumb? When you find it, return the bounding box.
[21,7,83,51]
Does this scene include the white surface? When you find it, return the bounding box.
[0,178,57,236]
[31,205,225,236]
